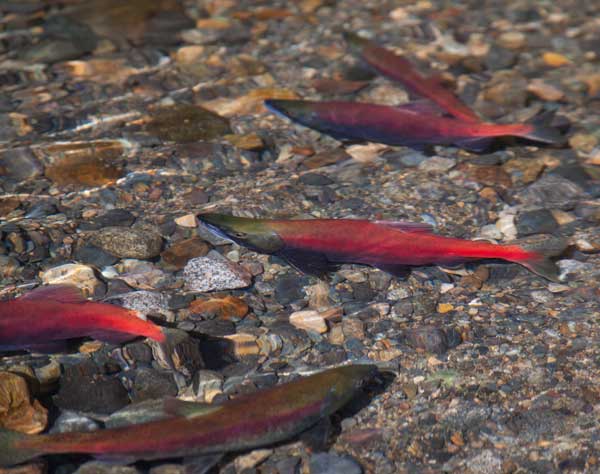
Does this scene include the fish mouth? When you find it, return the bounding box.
[197,214,236,242]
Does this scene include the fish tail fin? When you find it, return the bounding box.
[0,429,42,467]
[519,256,560,282]
[517,110,566,145]
[506,235,568,282]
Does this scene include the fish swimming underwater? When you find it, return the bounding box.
[264,99,565,152]
[343,32,480,122]
[0,364,376,466]
[0,284,166,353]
[198,214,563,281]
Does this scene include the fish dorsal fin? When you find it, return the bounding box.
[374,220,434,233]
[19,284,87,303]
[397,100,444,116]
[163,397,223,419]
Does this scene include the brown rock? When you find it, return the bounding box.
[289,310,328,333]
[302,148,351,169]
[146,105,231,143]
[464,164,512,188]
[224,133,264,150]
[0,372,48,434]
[161,237,210,270]
[527,79,564,101]
[0,197,20,218]
[201,88,299,117]
[569,133,598,153]
[542,52,571,67]
[503,157,545,184]
[189,295,249,320]
[497,31,526,50]
[40,140,130,187]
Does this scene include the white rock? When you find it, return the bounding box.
[289,310,328,334]
[174,213,197,228]
[40,263,100,297]
[418,156,456,172]
[183,251,252,293]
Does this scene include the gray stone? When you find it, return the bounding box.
[183,251,252,293]
[515,209,559,236]
[309,452,362,474]
[90,226,163,259]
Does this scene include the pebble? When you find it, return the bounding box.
[406,326,450,355]
[289,310,328,334]
[0,148,43,181]
[161,237,210,270]
[131,368,178,402]
[558,259,599,280]
[91,226,163,259]
[234,449,273,471]
[74,244,119,267]
[274,274,308,305]
[515,209,559,236]
[495,213,518,240]
[119,290,171,318]
[527,79,564,101]
[497,31,527,50]
[543,51,571,67]
[146,105,231,143]
[49,410,99,434]
[517,175,586,210]
[189,295,249,320]
[0,372,48,434]
[72,462,140,474]
[53,361,130,415]
[183,251,252,293]
[569,133,598,153]
[418,156,456,173]
[223,333,260,356]
[190,370,224,403]
[149,329,204,376]
[174,214,198,228]
[309,452,362,474]
[40,263,102,297]
[41,140,127,187]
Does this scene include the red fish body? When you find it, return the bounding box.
[0,285,165,352]
[0,365,375,465]
[264,99,563,152]
[344,32,480,122]
[198,214,562,281]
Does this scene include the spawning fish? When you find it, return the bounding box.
[344,32,480,122]
[264,99,565,152]
[198,214,564,281]
[0,364,376,466]
[0,284,166,353]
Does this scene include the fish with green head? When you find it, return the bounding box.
[0,364,376,466]
[197,213,565,281]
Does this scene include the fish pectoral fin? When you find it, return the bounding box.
[454,137,493,152]
[19,284,87,303]
[374,220,434,233]
[183,454,224,474]
[163,397,222,419]
[373,264,412,279]
[277,248,339,277]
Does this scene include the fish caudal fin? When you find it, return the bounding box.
[508,234,567,282]
[518,110,566,145]
[0,429,41,467]
[519,257,560,282]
